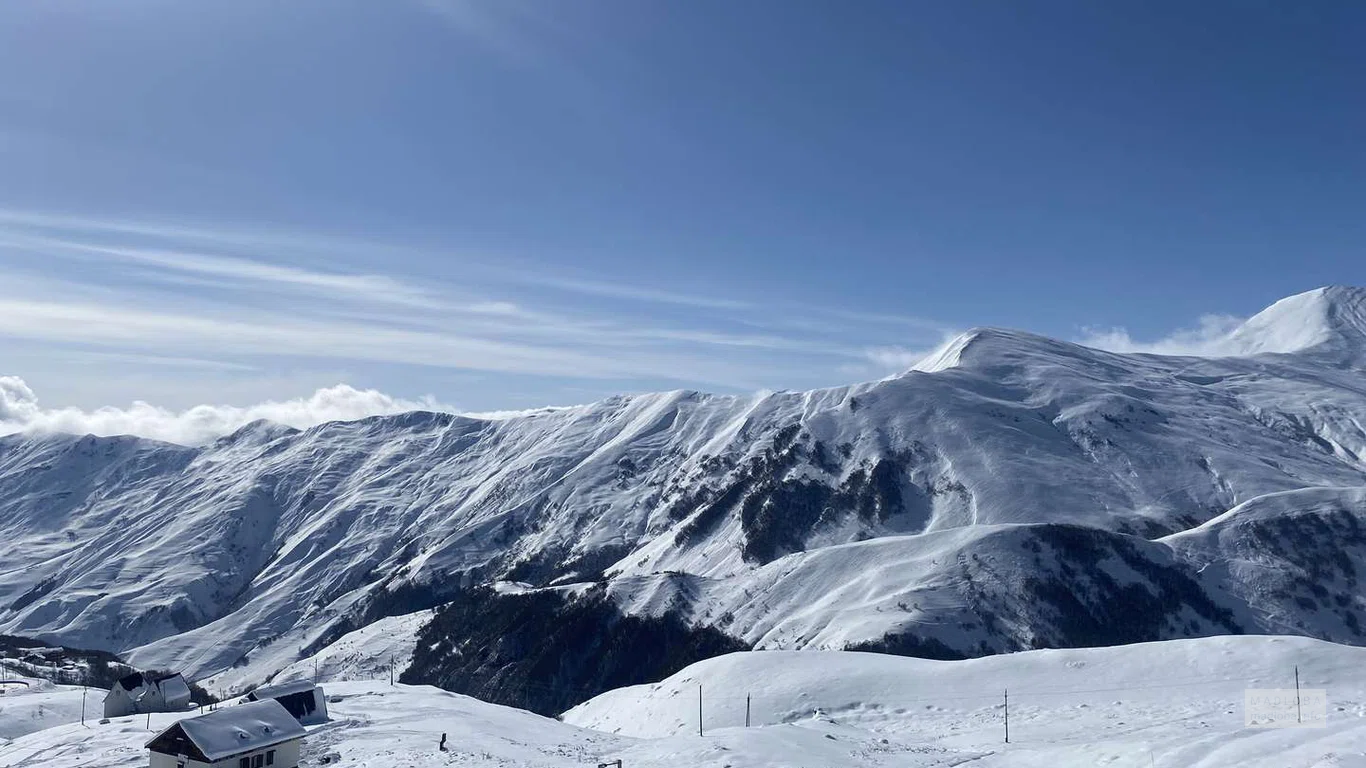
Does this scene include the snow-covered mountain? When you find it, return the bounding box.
[3,287,1366,709]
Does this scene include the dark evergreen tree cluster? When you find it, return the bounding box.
[402,585,747,716]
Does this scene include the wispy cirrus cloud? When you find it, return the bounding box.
[0,207,957,441]
[524,275,753,311]
[0,296,731,382]
[817,307,957,334]
[62,350,260,372]
[0,207,946,367]
[18,237,441,309]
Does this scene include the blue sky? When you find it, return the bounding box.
[0,1,1362,437]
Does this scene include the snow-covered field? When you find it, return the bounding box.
[576,634,1366,767]
[5,636,1366,767]
[0,675,94,742]
[0,680,629,768]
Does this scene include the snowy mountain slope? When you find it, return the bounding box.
[1223,286,1366,358]
[605,519,1244,657]
[275,609,432,689]
[1166,487,1366,640]
[394,495,1366,716]
[3,287,1366,703]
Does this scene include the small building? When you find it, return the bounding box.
[106,671,194,718]
[243,680,328,726]
[145,698,305,768]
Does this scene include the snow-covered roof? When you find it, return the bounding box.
[248,678,318,700]
[146,699,305,761]
[158,674,192,705]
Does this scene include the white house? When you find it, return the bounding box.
[145,698,305,768]
[106,671,194,718]
[243,680,328,726]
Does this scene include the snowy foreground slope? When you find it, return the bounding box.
[0,680,626,768]
[567,635,1365,734]
[3,287,1366,706]
[6,637,1366,768]
[567,635,1366,767]
[0,676,90,741]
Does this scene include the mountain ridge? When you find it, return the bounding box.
[2,286,1366,709]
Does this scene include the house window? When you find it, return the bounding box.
[253,755,265,768]
[239,759,250,768]
[266,750,276,765]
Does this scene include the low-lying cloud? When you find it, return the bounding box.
[0,375,455,446]
[1077,314,1246,356]
[862,345,932,371]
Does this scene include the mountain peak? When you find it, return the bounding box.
[215,418,300,447]
[910,326,1103,373]
[914,286,1366,373]
[1223,286,1366,357]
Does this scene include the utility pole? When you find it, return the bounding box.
[745,693,751,728]
[390,654,395,686]
[1004,689,1010,744]
[698,685,703,737]
[314,658,319,684]
[81,685,86,726]
[1295,665,1302,724]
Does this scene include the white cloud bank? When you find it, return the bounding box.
[0,375,456,446]
[1077,314,1246,356]
[862,345,932,370]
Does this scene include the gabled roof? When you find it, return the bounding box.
[248,678,318,700]
[118,670,186,691]
[117,671,148,691]
[146,699,305,761]
[157,674,193,704]
[112,670,192,710]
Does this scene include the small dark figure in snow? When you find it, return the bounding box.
[439,732,448,752]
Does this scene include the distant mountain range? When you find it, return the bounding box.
[3,286,1365,712]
